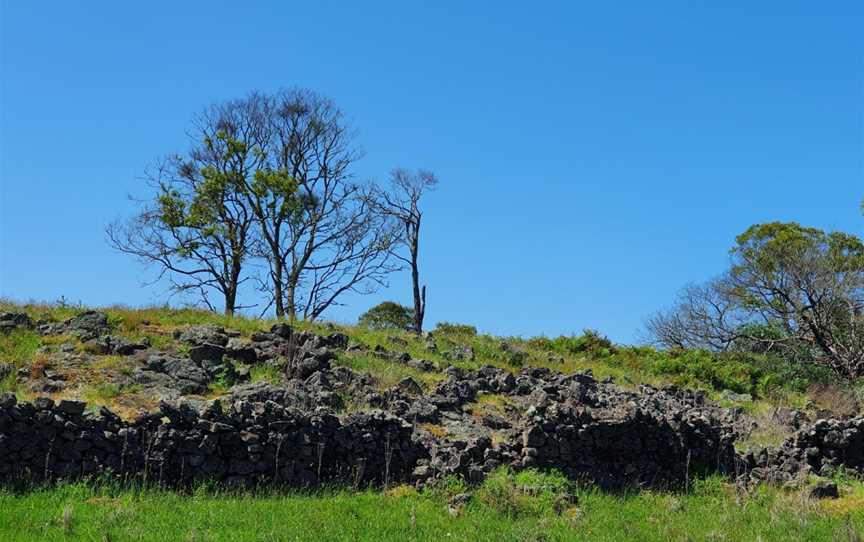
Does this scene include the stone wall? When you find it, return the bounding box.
[3,389,864,491]
[743,417,864,485]
[0,394,424,488]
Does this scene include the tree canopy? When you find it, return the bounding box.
[647,222,864,379]
[357,301,415,330]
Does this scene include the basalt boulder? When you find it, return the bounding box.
[0,312,32,334]
[65,311,111,341]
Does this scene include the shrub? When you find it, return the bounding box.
[646,349,757,394]
[434,322,477,336]
[529,329,617,358]
[506,350,527,367]
[357,302,414,330]
[639,348,833,397]
[527,336,553,350]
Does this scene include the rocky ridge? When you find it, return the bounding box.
[0,310,860,493]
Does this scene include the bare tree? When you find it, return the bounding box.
[249,89,400,320]
[645,278,743,351]
[296,188,401,320]
[202,89,399,320]
[374,169,438,333]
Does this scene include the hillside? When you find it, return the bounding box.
[1,300,863,540]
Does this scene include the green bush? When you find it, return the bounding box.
[747,355,833,395]
[635,348,833,397]
[357,301,414,330]
[527,336,553,350]
[646,350,757,394]
[434,322,477,336]
[529,329,617,358]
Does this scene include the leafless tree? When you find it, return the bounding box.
[645,278,742,351]
[250,89,400,320]
[373,168,438,333]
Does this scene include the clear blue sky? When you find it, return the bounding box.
[1,1,862,342]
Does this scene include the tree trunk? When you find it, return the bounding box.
[225,250,243,317]
[285,281,298,321]
[410,228,424,333]
[224,288,236,317]
[272,258,285,318]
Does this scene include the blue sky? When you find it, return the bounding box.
[1,1,862,342]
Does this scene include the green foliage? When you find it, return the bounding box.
[730,222,864,320]
[357,301,414,331]
[505,350,526,367]
[625,347,833,397]
[156,190,186,228]
[529,329,618,358]
[434,321,477,336]
[526,327,831,398]
[251,169,300,220]
[645,349,761,394]
[212,365,240,389]
[158,132,264,236]
[733,222,864,282]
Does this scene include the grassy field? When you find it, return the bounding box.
[1,470,862,541]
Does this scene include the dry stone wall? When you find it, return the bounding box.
[0,394,424,488]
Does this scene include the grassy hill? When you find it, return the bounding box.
[0,299,851,416]
[1,299,863,541]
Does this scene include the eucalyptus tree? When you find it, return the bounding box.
[106,116,262,315]
[647,222,864,379]
[110,88,399,320]
[253,89,400,320]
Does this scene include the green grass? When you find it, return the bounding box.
[248,364,283,385]
[83,382,123,401]
[0,470,862,541]
[0,299,280,339]
[336,353,443,390]
[0,328,42,393]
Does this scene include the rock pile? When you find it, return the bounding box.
[402,366,740,489]
[742,417,864,485]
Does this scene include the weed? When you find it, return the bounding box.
[418,423,449,439]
